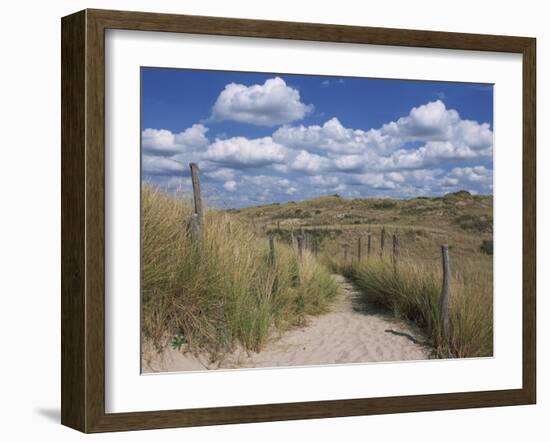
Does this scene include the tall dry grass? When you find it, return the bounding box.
[141,185,339,359]
[329,256,493,358]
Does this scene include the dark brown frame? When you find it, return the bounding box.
[61,9,536,433]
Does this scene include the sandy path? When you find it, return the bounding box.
[142,275,431,373]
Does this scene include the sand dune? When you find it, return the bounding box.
[142,275,431,373]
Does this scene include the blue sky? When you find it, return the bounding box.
[141,67,493,208]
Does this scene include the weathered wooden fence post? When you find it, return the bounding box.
[269,235,276,266]
[392,234,400,270]
[343,244,348,262]
[189,163,204,227]
[357,236,362,261]
[291,230,296,249]
[188,163,204,240]
[297,235,304,258]
[380,227,386,258]
[189,213,200,239]
[367,232,372,259]
[440,245,451,346]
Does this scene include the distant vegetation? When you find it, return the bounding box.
[233,191,492,233]
[141,185,339,360]
[453,213,493,233]
[371,201,397,210]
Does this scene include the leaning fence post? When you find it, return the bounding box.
[189,213,200,240]
[297,235,304,258]
[187,163,204,240]
[380,227,386,258]
[269,235,276,266]
[440,245,451,346]
[189,163,204,227]
[357,236,362,261]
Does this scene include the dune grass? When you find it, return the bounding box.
[329,256,493,358]
[141,185,339,360]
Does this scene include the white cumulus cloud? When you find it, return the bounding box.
[210,77,313,126]
[274,100,493,165]
[142,98,494,205]
[449,165,492,183]
[273,117,394,155]
[393,99,460,138]
[206,137,288,167]
[346,173,399,190]
[290,150,330,173]
[439,166,493,193]
[142,124,209,155]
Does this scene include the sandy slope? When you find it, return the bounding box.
[142,275,431,373]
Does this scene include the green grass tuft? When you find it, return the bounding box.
[329,256,492,358]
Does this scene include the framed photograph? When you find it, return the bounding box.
[61,9,536,433]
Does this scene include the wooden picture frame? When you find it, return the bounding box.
[61,8,536,433]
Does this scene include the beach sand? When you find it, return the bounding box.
[142,275,431,373]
